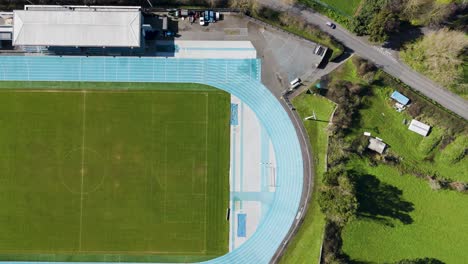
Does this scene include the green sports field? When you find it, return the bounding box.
[0,82,230,262]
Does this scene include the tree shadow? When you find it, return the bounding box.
[352,172,414,226]
[383,22,424,51]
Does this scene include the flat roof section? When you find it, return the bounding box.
[13,9,141,47]
[156,40,257,59]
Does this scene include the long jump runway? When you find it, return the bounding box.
[0,56,303,264]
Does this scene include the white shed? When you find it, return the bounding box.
[408,119,431,137]
[368,137,386,154]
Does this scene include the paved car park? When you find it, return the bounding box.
[167,13,326,96]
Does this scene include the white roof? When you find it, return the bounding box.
[408,119,431,137]
[13,9,141,47]
[368,137,386,154]
[156,40,257,59]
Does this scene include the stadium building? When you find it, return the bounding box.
[13,5,142,48]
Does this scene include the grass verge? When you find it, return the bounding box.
[279,93,335,263]
[302,0,362,17]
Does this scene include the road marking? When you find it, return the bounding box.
[373,46,397,62]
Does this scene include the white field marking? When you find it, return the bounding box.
[78,90,87,251]
[163,125,168,224]
[203,93,209,253]
[148,102,155,249]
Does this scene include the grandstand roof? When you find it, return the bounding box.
[13,7,141,47]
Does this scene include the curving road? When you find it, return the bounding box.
[258,0,468,120]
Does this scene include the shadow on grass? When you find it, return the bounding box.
[352,172,414,226]
[383,22,424,51]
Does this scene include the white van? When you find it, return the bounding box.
[289,78,301,90]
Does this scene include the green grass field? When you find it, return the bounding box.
[280,94,336,263]
[301,0,362,16]
[342,160,468,263]
[0,82,230,262]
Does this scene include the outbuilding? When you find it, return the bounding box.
[391,91,410,106]
[408,119,431,137]
[368,137,386,154]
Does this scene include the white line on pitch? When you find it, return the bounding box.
[78,90,87,251]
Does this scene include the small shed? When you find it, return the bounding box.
[391,91,410,106]
[368,137,386,154]
[408,119,431,137]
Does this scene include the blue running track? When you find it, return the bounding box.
[0,56,303,264]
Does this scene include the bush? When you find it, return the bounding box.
[229,0,260,13]
[323,166,346,186]
[450,181,468,192]
[327,137,350,166]
[440,134,467,164]
[383,153,401,165]
[351,135,369,155]
[395,257,445,264]
[352,56,377,77]
[428,177,442,190]
[322,221,349,264]
[418,128,443,155]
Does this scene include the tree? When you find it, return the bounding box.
[368,8,400,42]
[319,173,358,226]
[402,0,453,27]
[400,28,468,94]
[350,0,386,35]
[402,0,434,24]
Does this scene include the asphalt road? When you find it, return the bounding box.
[259,0,468,120]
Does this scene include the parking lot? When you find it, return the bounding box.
[154,13,326,96]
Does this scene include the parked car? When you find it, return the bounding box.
[164,31,174,37]
[199,16,206,26]
[314,45,325,56]
[326,21,336,29]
